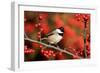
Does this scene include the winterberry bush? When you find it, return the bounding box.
[24,11,90,61]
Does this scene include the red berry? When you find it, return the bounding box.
[59,52,62,55]
[75,14,78,17]
[24,46,27,50]
[39,15,43,20]
[38,23,41,26]
[40,28,43,31]
[44,53,47,56]
[45,50,48,54]
[41,49,44,53]
[35,24,38,27]
[46,55,49,58]
[50,50,53,54]
[39,45,43,48]
[38,32,41,35]
[82,14,86,18]
[24,18,26,22]
[48,53,51,56]
[77,17,81,21]
[52,54,56,57]
[80,51,83,55]
[37,35,41,39]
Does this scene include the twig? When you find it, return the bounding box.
[24,36,82,59]
[24,33,28,38]
[83,19,88,58]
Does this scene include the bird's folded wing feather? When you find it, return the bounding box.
[46,30,55,36]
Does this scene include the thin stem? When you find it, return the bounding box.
[24,33,28,38]
[39,31,42,42]
[84,20,87,58]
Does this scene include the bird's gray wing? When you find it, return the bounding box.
[46,29,57,36]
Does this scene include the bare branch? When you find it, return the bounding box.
[24,37,82,59]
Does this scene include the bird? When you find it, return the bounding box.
[41,27,64,47]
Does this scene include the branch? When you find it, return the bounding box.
[84,27,87,58]
[24,33,28,38]
[24,35,82,59]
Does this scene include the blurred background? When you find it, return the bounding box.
[24,11,90,61]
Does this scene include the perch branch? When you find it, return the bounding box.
[24,34,82,59]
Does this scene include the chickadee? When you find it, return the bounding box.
[42,27,64,46]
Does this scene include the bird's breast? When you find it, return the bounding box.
[47,34,62,44]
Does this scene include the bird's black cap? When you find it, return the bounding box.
[58,27,64,36]
[58,27,64,32]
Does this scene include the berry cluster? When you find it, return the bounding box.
[41,49,56,59]
[24,46,35,54]
[35,23,43,40]
[75,13,90,22]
